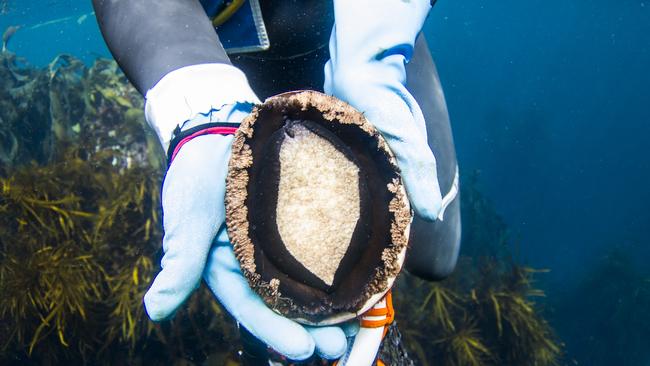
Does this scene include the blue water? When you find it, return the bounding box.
[0,1,107,65]
[424,0,650,287]
[2,0,649,364]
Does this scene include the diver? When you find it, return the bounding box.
[92,0,461,364]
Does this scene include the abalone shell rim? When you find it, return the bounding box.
[225,90,412,325]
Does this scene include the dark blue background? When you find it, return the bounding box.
[423,0,650,287]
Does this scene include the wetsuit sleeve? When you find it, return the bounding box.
[402,37,461,281]
[92,0,230,94]
[93,0,259,150]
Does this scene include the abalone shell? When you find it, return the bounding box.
[225,91,411,325]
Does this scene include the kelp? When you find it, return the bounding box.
[396,264,560,366]
[0,159,235,363]
[0,52,561,365]
[0,50,162,174]
[394,177,562,366]
[0,53,239,365]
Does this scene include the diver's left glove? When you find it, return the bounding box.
[141,64,349,361]
[324,0,443,221]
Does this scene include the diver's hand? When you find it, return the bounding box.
[143,132,349,360]
[324,0,442,221]
[204,229,352,360]
[142,62,350,360]
[143,133,348,360]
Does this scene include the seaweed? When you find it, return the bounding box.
[0,54,239,365]
[0,52,561,365]
[394,177,562,365]
[0,50,162,174]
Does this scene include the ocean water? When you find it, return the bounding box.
[1,0,648,365]
[426,0,650,287]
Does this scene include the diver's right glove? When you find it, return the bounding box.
[324,0,443,221]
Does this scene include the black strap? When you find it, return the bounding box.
[166,122,240,163]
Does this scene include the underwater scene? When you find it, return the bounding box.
[1,0,649,365]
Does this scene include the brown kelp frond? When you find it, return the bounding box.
[396,236,562,365]
[0,159,102,355]
[0,239,102,354]
[418,282,461,331]
[473,262,561,366]
[498,290,560,365]
[27,244,103,354]
[434,318,491,366]
[92,165,161,248]
[485,265,551,331]
[0,146,166,362]
[0,176,91,237]
[504,264,550,296]
[0,52,250,364]
[106,256,154,348]
[0,103,220,361]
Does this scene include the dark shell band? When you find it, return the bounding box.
[225,91,412,324]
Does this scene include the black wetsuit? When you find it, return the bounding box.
[92,0,460,352]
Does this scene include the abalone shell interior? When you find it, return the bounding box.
[227,92,406,323]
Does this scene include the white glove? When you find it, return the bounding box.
[324,0,443,221]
